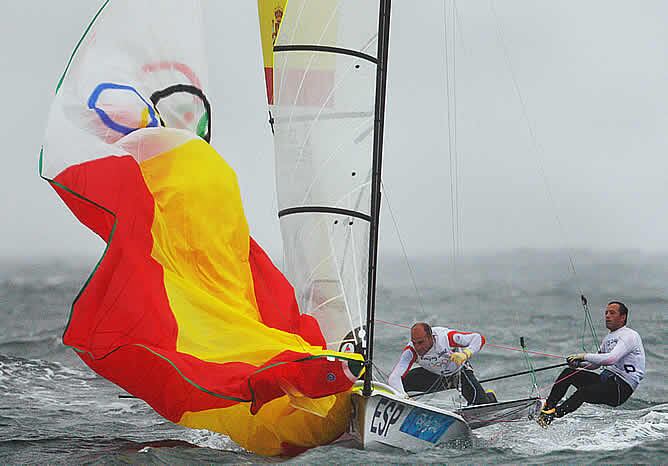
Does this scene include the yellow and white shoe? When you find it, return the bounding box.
[537,406,556,428]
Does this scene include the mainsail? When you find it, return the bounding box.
[267,0,382,355]
[41,0,363,456]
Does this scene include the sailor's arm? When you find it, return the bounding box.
[567,336,632,368]
[387,347,417,396]
[585,337,632,366]
[448,330,486,365]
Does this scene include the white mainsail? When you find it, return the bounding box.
[267,2,543,452]
[271,0,381,351]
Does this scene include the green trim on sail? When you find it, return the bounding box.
[38,146,117,338]
[39,145,363,410]
[55,0,111,94]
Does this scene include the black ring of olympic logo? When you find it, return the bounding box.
[150,84,212,143]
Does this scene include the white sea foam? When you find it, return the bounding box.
[479,404,668,456]
[183,429,242,452]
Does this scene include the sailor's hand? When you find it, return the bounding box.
[566,353,586,368]
[450,348,473,366]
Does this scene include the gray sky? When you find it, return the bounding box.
[2,1,667,263]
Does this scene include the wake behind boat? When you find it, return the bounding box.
[455,396,542,430]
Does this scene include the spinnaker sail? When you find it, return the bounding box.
[41,0,363,456]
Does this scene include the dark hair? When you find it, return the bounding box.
[412,322,432,336]
[608,301,629,325]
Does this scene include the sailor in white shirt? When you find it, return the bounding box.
[387,322,495,405]
[538,301,646,427]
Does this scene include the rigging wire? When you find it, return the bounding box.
[442,0,463,278]
[380,181,427,315]
[580,294,600,352]
[489,0,598,351]
[520,336,539,396]
[452,0,462,262]
[372,361,390,383]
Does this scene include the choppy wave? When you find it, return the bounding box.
[1,254,666,463]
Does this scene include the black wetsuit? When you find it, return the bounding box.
[403,366,492,405]
[545,368,633,417]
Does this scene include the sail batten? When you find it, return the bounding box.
[278,206,371,221]
[275,45,378,63]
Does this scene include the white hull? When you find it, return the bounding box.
[348,382,471,451]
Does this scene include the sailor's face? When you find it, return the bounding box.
[411,327,434,356]
[605,303,625,331]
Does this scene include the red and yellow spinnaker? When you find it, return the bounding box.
[41,0,362,456]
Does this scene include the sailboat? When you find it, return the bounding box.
[40,0,544,455]
[263,0,542,450]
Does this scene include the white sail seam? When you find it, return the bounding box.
[299,116,374,206]
[275,0,308,103]
[349,222,364,343]
[284,3,340,129]
[308,293,344,315]
[327,220,357,344]
[286,55,355,190]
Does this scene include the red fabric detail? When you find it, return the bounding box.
[264,67,274,104]
[80,346,354,422]
[274,68,335,107]
[447,330,471,348]
[51,155,348,424]
[447,330,486,349]
[248,237,326,348]
[280,442,311,457]
[79,347,245,421]
[401,346,418,378]
[245,350,355,414]
[53,155,177,355]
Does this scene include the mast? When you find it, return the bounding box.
[363,0,392,397]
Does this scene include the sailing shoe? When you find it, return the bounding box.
[537,407,556,428]
[485,389,498,404]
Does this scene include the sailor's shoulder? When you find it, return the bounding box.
[624,327,643,344]
[432,326,450,333]
[614,326,644,347]
[431,326,451,339]
[618,326,641,339]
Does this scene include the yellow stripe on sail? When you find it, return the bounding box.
[138,138,362,364]
[258,0,288,103]
[179,391,352,456]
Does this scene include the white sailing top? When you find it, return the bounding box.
[584,326,645,390]
[388,326,485,395]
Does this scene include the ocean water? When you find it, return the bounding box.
[1,250,666,464]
